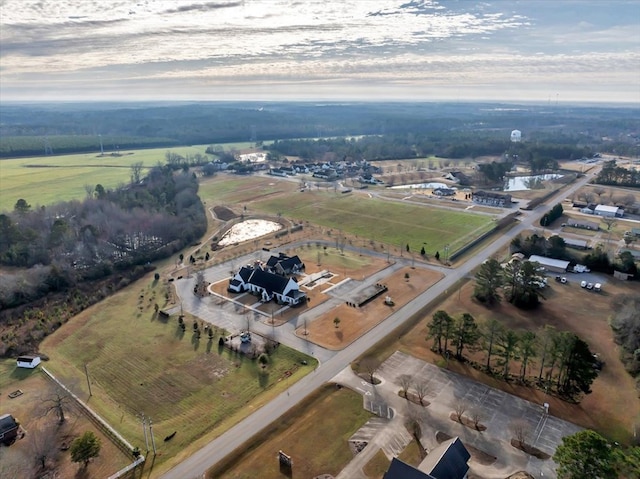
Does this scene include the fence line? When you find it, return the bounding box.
[41,367,145,478]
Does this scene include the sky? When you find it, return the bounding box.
[1,0,639,103]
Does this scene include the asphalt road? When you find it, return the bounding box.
[160,170,597,479]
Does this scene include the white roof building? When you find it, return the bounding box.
[594,205,623,217]
[528,255,571,273]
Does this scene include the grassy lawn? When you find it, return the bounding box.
[251,190,494,255]
[39,273,316,473]
[363,450,391,479]
[0,145,210,211]
[209,385,373,479]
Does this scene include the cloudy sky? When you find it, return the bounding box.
[1,0,638,103]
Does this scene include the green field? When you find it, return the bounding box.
[40,273,316,473]
[0,145,211,212]
[210,386,372,478]
[252,190,495,255]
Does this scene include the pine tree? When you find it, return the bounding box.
[473,258,503,305]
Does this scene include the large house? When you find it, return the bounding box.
[228,254,307,306]
[471,191,512,207]
[384,437,470,479]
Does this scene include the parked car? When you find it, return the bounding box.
[580,280,587,288]
[594,283,602,292]
[560,277,568,284]
[586,282,594,290]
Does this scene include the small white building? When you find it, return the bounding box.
[528,255,570,273]
[16,355,41,369]
[510,130,522,142]
[594,205,624,218]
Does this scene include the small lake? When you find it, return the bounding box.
[503,174,563,191]
[390,182,450,190]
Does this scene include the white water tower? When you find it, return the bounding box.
[510,130,522,142]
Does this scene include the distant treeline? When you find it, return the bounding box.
[0,135,179,158]
[266,134,591,171]
[594,160,640,187]
[1,101,638,157]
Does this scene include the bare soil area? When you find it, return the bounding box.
[300,266,443,350]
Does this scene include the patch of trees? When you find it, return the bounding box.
[427,311,600,402]
[477,160,513,184]
[554,430,640,479]
[539,203,563,227]
[580,246,638,278]
[474,257,547,309]
[595,160,640,187]
[610,294,640,390]
[0,165,207,356]
[511,233,573,262]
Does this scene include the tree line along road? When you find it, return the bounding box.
[160,170,598,479]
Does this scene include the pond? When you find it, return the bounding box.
[503,174,563,191]
[390,182,450,190]
[218,219,283,246]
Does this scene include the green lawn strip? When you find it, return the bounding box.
[41,275,315,467]
[253,192,494,254]
[0,145,210,211]
[209,386,373,478]
[198,176,291,205]
[398,439,424,466]
[363,449,390,478]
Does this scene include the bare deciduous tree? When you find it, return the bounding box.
[28,420,60,474]
[471,409,484,430]
[398,374,412,398]
[39,383,74,425]
[454,400,468,422]
[360,357,380,384]
[414,380,429,406]
[511,419,531,447]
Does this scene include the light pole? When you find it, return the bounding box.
[444,244,450,265]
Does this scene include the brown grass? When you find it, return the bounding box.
[299,266,443,350]
[395,278,640,444]
[0,367,131,478]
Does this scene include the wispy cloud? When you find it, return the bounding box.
[0,0,638,102]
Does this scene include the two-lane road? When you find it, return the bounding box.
[161,170,597,479]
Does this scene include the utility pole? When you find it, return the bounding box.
[84,364,92,397]
[149,418,157,456]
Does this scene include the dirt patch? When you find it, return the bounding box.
[435,431,496,466]
[0,372,131,478]
[510,439,551,460]
[301,266,442,350]
[212,205,237,221]
[448,412,487,432]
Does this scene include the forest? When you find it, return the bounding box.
[0,165,207,356]
[1,101,638,158]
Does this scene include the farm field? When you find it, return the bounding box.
[251,189,495,255]
[208,385,373,479]
[0,145,210,211]
[386,277,640,444]
[38,272,316,475]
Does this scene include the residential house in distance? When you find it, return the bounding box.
[384,436,470,479]
[433,187,456,197]
[471,190,512,207]
[565,219,599,230]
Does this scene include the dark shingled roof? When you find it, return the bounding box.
[248,268,290,295]
[420,437,470,479]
